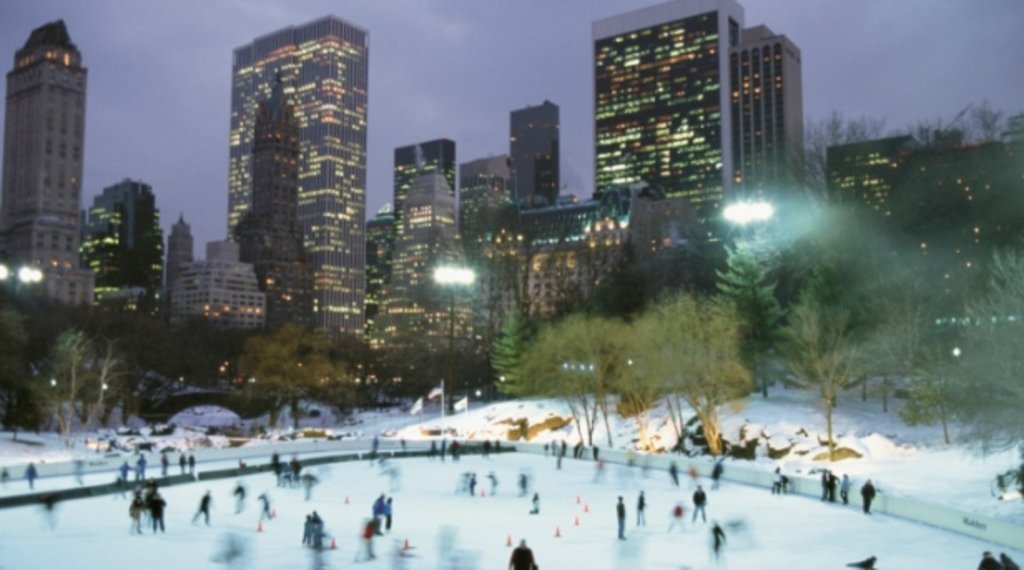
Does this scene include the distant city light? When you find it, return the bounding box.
[433,266,476,286]
[724,201,774,225]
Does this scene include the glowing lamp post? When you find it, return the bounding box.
[0,263,43,297]
[433,265,475,413]
[723,201,774,225]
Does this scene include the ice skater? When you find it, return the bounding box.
[40,493,59,530]
[148,491,167,533]
[978,551,1002,570]
[711,521,726,560]
[129,494,144,534]
[135,455,147,481]
[188,453,196,476]
[668,503,685,532]
[1,467,8,487]
[509,539,537,570]
[530,493,540,515]
[359,518,377,561]
[692,485,707,523]
[258,492,272,522]
[846,555,877,568]
[179,452,187,475]
[25,462,37,490]
[861,479,876,514]
[1001,553,1021,570]
[616,496,626,540]
[74,459,84,485]
[302,472,318,501]
[636,491,646,527]
[711,459,724,490]
[193,490,212,526]
[488,471,498,495]
[669,461,679,487]
[233,481,246,514]
[160,451,169,477]
[384,497,393,532]
[840,474,851,505]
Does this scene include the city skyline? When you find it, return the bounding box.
[1,1,1021,251]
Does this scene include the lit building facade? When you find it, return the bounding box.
[510,101,560,207]
[229,16,368,335]
[1,20,93,304]
[593,0,744,229]
[165,214,193,290]
[364,204,395,342]
[81,178,163,309]
[729,25,803,199]
[827,135,917,217]
[234,74,308,328]
[377,172,461,349]
[170,240,265,330]
[393,139,456,225]
[459,155,511,264]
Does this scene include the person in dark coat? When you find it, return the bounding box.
[233,482,246,513]
[258,492,272,521]
[160,451,169,477]
[636,491,646,527]
[711,460,724,490]
[846,555,877,568]
[820,469,830,501]
[26,462,38,490]
[669,462,680,487]
[271,452,281,485]
[593,445,600,461]
[149,492,167,533]
[978,552,1002,570]
[1000,553,1020,570]
[384,497,393,532]
[188,453,196,476]
[616,496,626,540]
[861,479,876,514]
[827,471,839,502]
[692,485,708,523]
[711,521,726,559]
[179,452,187,475]
[136,455,147,481]
[509,539,537,570]
[192,491,212,525]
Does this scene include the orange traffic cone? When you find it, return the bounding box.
[584,503,590,513]
[574,516,580,527]
[257,521,263,533]
[506,535,513,547]
[554,526,561,538]
[330,537,337,550]
[403,538,411,551]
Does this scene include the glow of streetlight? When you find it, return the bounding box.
[952,347,962,358]
[433,265,475,286]
[723,201,774,225]
[0,264,8,281]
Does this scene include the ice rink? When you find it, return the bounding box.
[0,451,1019,569]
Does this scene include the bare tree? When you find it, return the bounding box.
[804,111,887,202]
[636,294,751,456]
[44,330,120,448]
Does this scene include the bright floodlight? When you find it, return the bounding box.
[0,264,8,281]
[17,267,43,284]
[724,201,774,225]
[433,265,475,286]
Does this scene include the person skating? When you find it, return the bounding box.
[636,491,646,527]
[310,511,324,549]
[692,485,707,523]
[192,490,212,526]
[509,539,537,570]
[827,471,839,502]
[616,496,626,540]
[846,555,877,568]
[711,459,724,490]
[129,495,144,535]
[668,503,685,532]
[302,472,318,501]
[429,441,437,460]
[361,518,377,560]
[74,459,84,485]
[518,473,529,497]
[440,439,447,462]
[469,472,477,497]
[41,493,59,530]
[488,472,498,495]
[25,462,37,490]
[384,497,393,532]
[271,452,281,485]
[1001,552,1020,570]
[861,479,876,514]
[772,467,784,495]
[530,492,540,515]
[188,453,196,476]
[258,492,272,522]
[711,521,726,560]
[302,514,314,546]
[160,451,169,477]
[233,482,246,514]
[179,452,187,475]
[289,456,301,486]
[820,469,829,501]
[135,455,147,482]
[979,551,1004,570]
[372,493,387,534]
[148,491,166,533]
[669,462,679,487]
[1,467,8,487]
[840,474,851,505]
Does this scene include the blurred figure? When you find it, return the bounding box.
[711,521,726,560]
[978,552,1002,570]
[129,493,144,534]
[233,481,246,514]
[40,493,59,530]
[669,462,679,487]
[636,491,646,527]
[211,532,248,569]
[385,497,394,532]
[861,479,876,514]
[692,485,708,523]
[179,452,187,475]
[160,451,169,477]
[258,492,272,522]
[846,555,877,569]
[192,490,213,526]
[302,473,318,501]
[149,491,167,533]
[1001,553,1021,570]
[74,459,85,485]
[530,493,540,515]
[26,462,38,489]
[1,466,9,487]
[508,539,537,570]
[359,518,377,561]
[668,503,685,532]
[616,496,626,540]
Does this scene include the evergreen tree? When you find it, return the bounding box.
[716,247,783,398]
[492,315,535,397]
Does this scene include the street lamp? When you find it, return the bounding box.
[723,201,774,225]
[433,265,475,413]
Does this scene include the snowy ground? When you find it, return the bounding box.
[0,452,1020,569]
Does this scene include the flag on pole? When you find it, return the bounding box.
[409,397,424,415]
[427,384,444,400]
[453,396,469,412]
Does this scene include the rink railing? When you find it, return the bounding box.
[2,437,1021,551]
[514,442,1024,552]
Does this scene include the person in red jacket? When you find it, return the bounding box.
[509,539,537,570]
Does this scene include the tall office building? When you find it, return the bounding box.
[1,20,93,304]
[229,16,368,335]
[593,0,745,226]
[364,204,395,341]
[459,155,511,264]
[165,214,193,290]
[730,25,803,198]
[378,171,460,349]
[81,178,163,307]
[235,74,308,328]
[510,101,559,207]
[169,240,265,330]
[393,139,456,219]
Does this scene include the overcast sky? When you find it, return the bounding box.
[2,0,1022,252]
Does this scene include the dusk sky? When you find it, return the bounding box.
[2,0,1022,251]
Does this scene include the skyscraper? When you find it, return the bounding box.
[165,214,193,290]
[730,25,803,199]
[459,155,511,264]
[378,171,460,349]
[81,178,163,308]
[594,0,745,226]
[364,204,395,342]
[510,101,559,207]
[169,240,265,330]
[235,74,308,328]
[229,16,368,335]
[393,139,456,219]
[1,20,93,304]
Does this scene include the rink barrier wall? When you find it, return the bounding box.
[515,442,1024,552]
[0,473,194,509]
